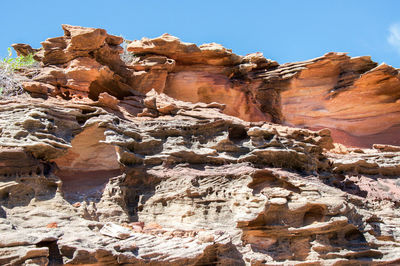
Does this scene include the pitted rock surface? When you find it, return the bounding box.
[1,25,400,265]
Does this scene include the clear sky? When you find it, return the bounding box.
[2,0,400,67]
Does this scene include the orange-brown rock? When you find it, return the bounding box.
[127,33,242,66]
[127,36,400,147]
[128,35,280,122]
[16,26,400,147]
[3,24,400,265]
[11,43,39,56]
[20,27,283,124]
[23,24,135,100]
[274,53,400,147]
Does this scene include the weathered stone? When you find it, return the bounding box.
[62,24,107,51]
[100,222,132,239]
[11,43,39,57]
[2,25,400,265]
[275,53,400,147]
[127,33,242,66]
[22,25,136,100]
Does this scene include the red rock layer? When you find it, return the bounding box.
[276,53,400,147]
[128,36,400,147]
[17,25,400,147]
[127,34,280,122]
[22,25,137,100]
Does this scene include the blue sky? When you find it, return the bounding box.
[1,0,400,67]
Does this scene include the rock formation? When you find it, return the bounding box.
[275,53,400,148]
[0,25,400,265]
[22,26,400,147]
[127,37,400,148]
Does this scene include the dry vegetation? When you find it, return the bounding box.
[0,48,38,97]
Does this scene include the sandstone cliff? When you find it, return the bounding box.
[1,25,400,265]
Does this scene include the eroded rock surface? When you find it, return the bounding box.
[127,36,400,147]
[21,26,400,147]
[1,25,400,265]
[22,24,136,101]
[1,91,400,265]
[275,53,400,148]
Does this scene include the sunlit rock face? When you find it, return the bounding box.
[23,26,400,147]
[22,24,136,100]
[127,34,279,123]
[129,35,400,147]
[1,25,400,265]
[277,53,400,147]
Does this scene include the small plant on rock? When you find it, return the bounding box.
[0,47,37,97]
[120,38,138,64]
[1,47,36,71]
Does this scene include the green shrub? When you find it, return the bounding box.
[1,47,36,71]
[0,47,38,97]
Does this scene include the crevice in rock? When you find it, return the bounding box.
[57,169,121,203]
[193,243,245,266]
[88,78,133,101]
[344,227,366,243]
[248,170,301,195]
[303,205,325,226]
[122,167,159,221]
[36,241,63,266]
[324,174,370,198]
[0,206,6,218]
[228,125,249,142]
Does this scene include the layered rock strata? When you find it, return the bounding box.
[269,54,400,148]
[0,25,400,265]
[127,37,400,148]
[1,90,400,265]
[21,25,400,147]
[22,25,137,100]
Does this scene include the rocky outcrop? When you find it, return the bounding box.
[126,34,281,123]
[1,25,400,265]
[22,26,281,123]
[126,35,400,148]
[21,26,400,147]
[22,25,137,100]
[1,90,400,265]
[273,53,400,148]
